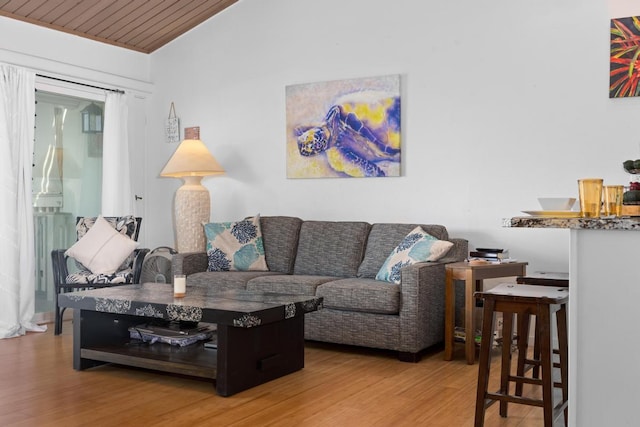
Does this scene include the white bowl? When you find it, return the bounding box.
[537,197,576,211]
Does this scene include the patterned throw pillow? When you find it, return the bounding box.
[376,226,454,284]
[203,215,268,272]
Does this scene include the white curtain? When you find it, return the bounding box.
[101,91,133,216]
[0,64,46,338]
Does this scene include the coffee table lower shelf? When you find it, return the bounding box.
[72,309,306,396]
[81,343,217,379]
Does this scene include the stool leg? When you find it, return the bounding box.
[557,303,569,427]
[533,320,562,381]
[532,316,541,379]
[474,298,496,427]
[515,311,531,396]
[537,304,554,427]
[500,312,514,417]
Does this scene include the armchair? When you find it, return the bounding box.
[51,215,149,335]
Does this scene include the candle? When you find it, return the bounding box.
[174,275,186,298]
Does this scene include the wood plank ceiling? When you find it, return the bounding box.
[0,0,238,54]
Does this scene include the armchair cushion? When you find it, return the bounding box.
[375,226,453,284]
[65,269,133,285]
[65,215,139,275]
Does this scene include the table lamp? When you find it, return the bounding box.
[160,139,224,252]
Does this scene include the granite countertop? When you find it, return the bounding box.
[503,216,640,231]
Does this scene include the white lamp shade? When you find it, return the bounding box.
[160,139,225,177]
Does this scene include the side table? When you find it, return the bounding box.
[444,261,528,364]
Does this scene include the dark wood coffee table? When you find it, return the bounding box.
[58,283,323,396]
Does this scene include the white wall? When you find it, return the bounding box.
[147,0,629,273]
[2,1,635,274]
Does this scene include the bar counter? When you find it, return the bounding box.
[504,215,640,231]
[504,215,640,427]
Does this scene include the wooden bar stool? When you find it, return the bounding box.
[474,283,568,427]
[517,272,569,287]
[516,273,569,384]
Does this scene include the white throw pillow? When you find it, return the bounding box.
[376,226,454,284]
[65,215,139,275]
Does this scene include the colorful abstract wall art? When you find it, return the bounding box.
[610,16,640,98]
[285,75,401,178]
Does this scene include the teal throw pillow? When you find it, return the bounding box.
[203,215,268,272]
[376,226,453,284]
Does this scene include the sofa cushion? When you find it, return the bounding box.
[294,221,371,277]
[357,223,449,279]
[247,275,335,295]
[204,215,268,272]
[260,216,303,274]
[316,278,401,314]
[375,226,454,284]
[187,271,280,290]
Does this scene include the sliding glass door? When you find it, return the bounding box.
[33,91,104,315]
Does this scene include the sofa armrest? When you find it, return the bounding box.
[172,252,208,276]
[438,237,468,264]
[397,261,447,352]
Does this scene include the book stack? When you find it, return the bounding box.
[468,248,514,264]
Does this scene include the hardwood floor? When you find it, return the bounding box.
[0,321,558,426]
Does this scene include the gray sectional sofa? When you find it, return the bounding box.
[172,216,467,362]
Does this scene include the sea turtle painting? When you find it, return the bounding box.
[290,86,401,178]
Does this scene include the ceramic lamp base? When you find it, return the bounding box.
[174,177,210,253]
